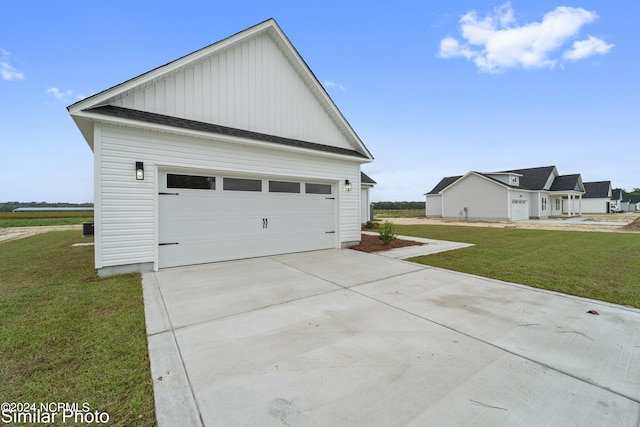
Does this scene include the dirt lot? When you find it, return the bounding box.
[383,213,640,233]
[0,225,82,244]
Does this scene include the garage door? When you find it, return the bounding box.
[511,199,528,221]
[158,171,336,268]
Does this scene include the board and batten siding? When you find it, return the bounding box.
[443,174,508,220]
[108,32,352,151]
[95,123,361,268]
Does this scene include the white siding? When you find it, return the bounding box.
[510,190,530,220]
[443,174,508,220]
[110,33,353,151]
[96,123,360,268]
[426,194,442,217]
[582,198,609,214]
[360,187,370,223]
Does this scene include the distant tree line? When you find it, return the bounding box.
[0,202,94,212]
[372,201,425,210]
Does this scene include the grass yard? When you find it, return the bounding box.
[0,211,93,228]
[395,224,640,308]
[373,209,425,218]
[0,231,155,426]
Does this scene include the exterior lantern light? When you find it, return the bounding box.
[136,162,144,180]
[345,179,351,191]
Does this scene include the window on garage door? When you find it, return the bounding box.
[269,181,300,193]
[167,173,216,190]
[305,183,332,194]
[223,177,262,192]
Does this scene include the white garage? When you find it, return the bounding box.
[158,170,337,268]
[511,199,528,221]
[68,19,373,276]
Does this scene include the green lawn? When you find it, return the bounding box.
[395,224,640,308]
[0,231,155,426]
[0,211,93,228]
[373,209,425,218]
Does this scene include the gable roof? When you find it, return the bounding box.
[500,166,556,190]
[68,19,373,161]
[550,174,582,192]
[428,166,586,195]
[583,181,612,199]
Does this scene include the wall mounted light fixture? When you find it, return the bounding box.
[136,162,144,180]
[344,179,351,191]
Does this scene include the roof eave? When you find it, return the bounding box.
[75,109,371,163]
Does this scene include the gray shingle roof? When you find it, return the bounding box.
[501,166,556,190]
[427,176,463,194]
[86,105,368,159]
[612,188,622,200]
[550,174,581,191]
[583,181,611,198]
[360,172,376,184]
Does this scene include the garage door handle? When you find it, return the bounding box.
[159,192,180,196]
[159,242,179,246]
[262,218,269,229]
[326,231,335,234]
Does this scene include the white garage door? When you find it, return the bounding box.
[511,199,528,221]
[158,171,336,268]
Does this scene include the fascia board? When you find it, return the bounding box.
[78,110,371,163]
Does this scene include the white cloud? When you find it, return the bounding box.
[46,87,80,102]
[563,36,614,61]
[1,49,25,81]
[438,3,612,73]
[324,80,346,91]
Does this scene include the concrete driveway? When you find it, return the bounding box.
[142,246,640,426]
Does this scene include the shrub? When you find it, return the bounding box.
[379,221,397,245]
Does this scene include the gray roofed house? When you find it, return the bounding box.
[582,181,614,213]
[425,165,590,221]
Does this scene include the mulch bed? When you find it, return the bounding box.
[350,233,424,253]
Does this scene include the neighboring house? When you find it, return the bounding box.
[611,188,629,212]
[626,195,640,212]
[360,172,376,223]
[426,166,585,221]
[68,19,373,276]
[582,181,613,213]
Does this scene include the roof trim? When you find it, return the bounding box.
[85,105,368,159]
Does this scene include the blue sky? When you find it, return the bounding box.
[1,1,637,202]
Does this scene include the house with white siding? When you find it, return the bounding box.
[426,166,585,221]
[68,19,373,276]
[582,181,613,213]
